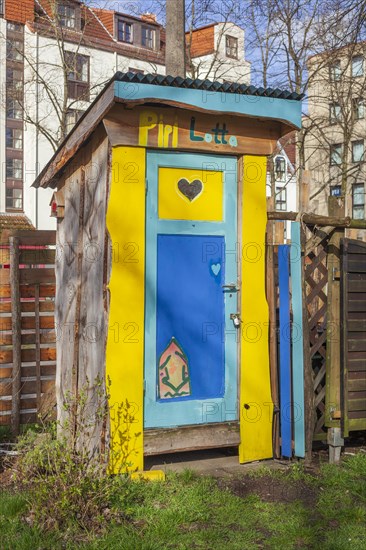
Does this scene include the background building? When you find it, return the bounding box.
[0,0,250,229]
[304,42,366,239]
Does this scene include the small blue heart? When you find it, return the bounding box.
[211,263,221,276]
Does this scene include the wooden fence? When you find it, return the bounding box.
[0,230,56,433]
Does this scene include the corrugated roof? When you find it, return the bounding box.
[114,72,304,101]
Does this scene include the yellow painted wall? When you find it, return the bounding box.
[239,155,273,462]
[106,147,145,473]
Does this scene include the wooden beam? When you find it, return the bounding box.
[144,422,240,455]
[268,211,366,229]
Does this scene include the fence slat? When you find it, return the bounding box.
[10,237,21,435]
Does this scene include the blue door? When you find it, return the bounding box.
[144,151,238,428]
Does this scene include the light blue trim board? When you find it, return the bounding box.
[114,82,302,130]
[290,222,305,458]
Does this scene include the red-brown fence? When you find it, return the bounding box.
[0,230,56,433]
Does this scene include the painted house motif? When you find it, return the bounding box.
[33,72,302,472]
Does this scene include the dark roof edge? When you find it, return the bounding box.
[113,72,305,101]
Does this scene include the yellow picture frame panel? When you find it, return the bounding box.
[158,167,223,221]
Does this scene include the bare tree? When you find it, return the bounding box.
[3,1,126,152]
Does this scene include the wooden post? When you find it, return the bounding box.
[166,0,186,77]
[325,197,345,460]
[10,236,21,435]
[71,168,86,446]
[266,220,280,458]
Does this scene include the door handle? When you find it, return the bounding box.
[222,283,239,291]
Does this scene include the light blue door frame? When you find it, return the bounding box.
[144,151,238,429]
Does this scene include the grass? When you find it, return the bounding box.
[0,453,365,549]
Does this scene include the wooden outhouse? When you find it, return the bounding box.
[34,73,302,472]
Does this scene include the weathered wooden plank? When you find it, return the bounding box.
[0,315,54,332]
[77,135,109,456]
[348,320,366,332]
[348,379,366,391]
[11,230,56,246]
[0,284,56,298]
[348,300,366,312]
[347,258,366,272]
[144,422,240,455]
[348,399,366,412]
[348,358,366,371]
[348,340,366,352]
[0,363,56,379]
[347,241,366,254]
[1,249,55,266]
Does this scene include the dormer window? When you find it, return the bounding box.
[58,3,77,29]
[117,19,133,43]
[142,26,155,49]
[226,35,238,59]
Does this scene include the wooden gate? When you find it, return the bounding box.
[341,238,366,436]
[0,230,56,433]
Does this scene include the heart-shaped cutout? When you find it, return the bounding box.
[177,178,203,201]
[211,263,221,276]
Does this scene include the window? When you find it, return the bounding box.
[6,159,23,179]
[330,103,341,124]
[330,143,343,165]
[6,40,23,61]
[275,186,287,211]
[6,68,23,90]
[6,128,22,149]
[65,52,90,100]
[352,55,364,77]
[0,0,4,16]
[6,188,23,210]
[226,35,238,59]
[7,22,23,32]
[58,4,76,28]
[6,99,22,119]
[330,60,341,81]
[141,26,155,49]
[117,19,132,43]
[274,156,286,181]
[65,109,83,133]
[352,140,364,163]
[352,184,365,219]
[353,98,365,120]
[330,185,342,197]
